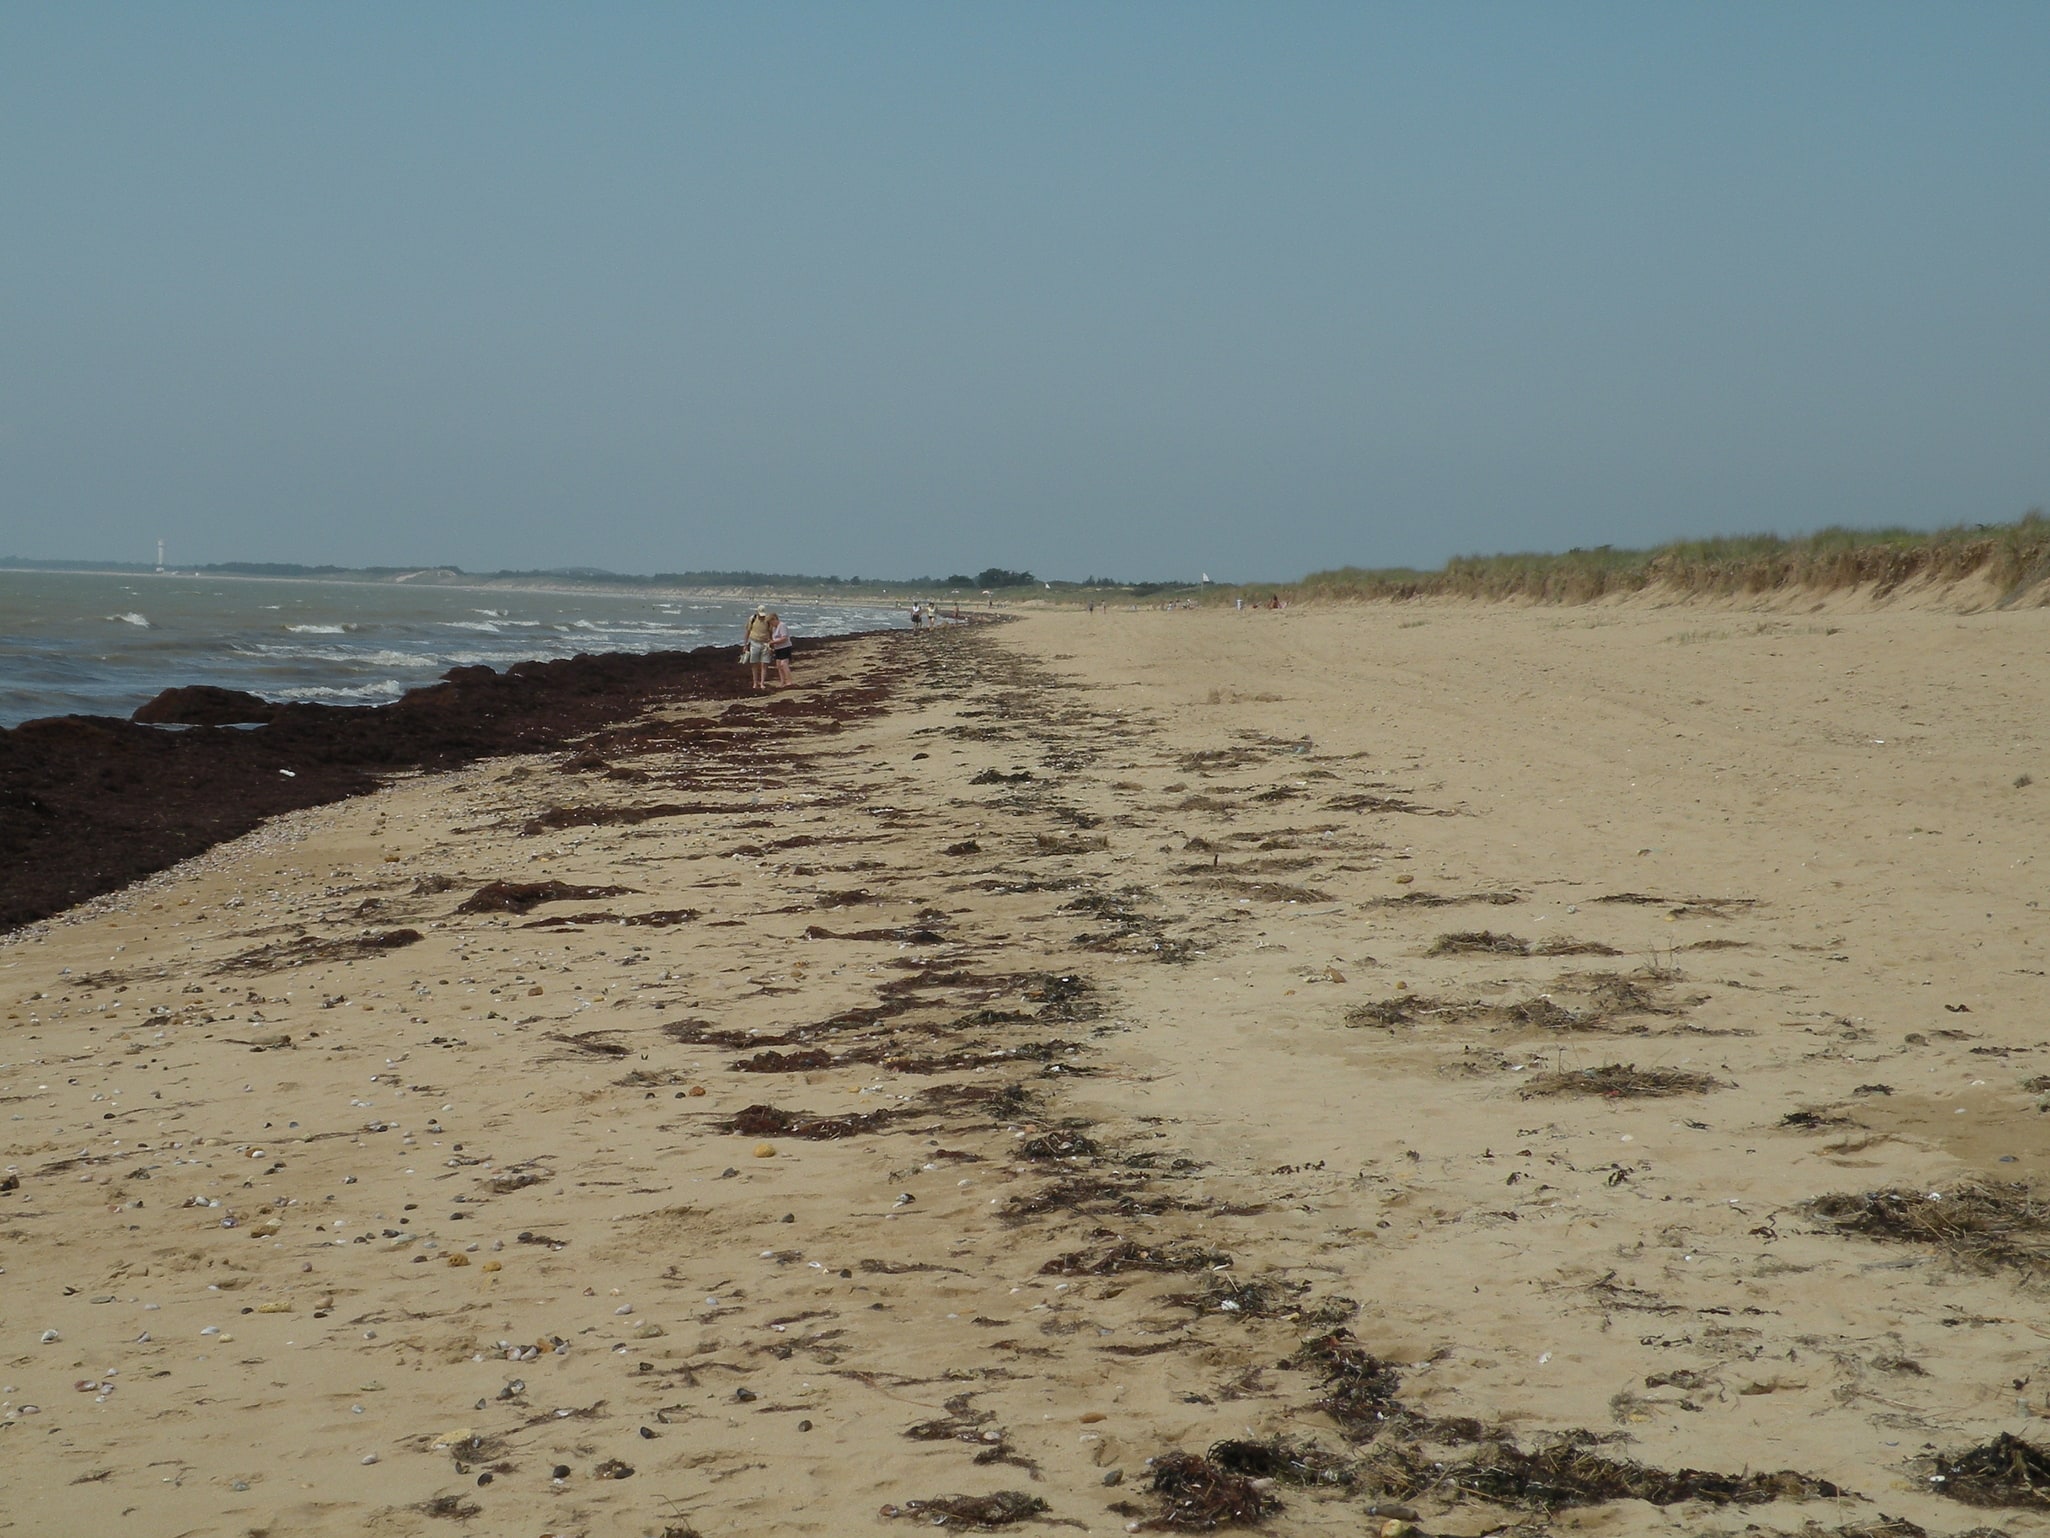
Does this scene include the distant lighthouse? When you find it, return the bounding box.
[156,539,165,572]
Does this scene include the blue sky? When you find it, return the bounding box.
[4,3,2048,581]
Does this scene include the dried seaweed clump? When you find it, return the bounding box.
[1142,1450,1283,1530]
[880,1491,1049,1528]
[1518,1062,1721,1099]
[1206,1436,1355,1489]
[1345,995,1460,1030]
[1807,1183,2050,1277]
[725,1103,899,1140]
[1041,1240,1230,1276]
[1442,1441,1838,1509]
[1930,1431,2050,1510]
[1019,1129,1099,1160]
[456,879,635,912]
[1429,930,1531,956]
[1289,1329,1404,1436]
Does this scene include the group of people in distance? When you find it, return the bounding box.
[741,606,793,691]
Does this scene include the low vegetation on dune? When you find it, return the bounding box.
[1281,513,2050,605]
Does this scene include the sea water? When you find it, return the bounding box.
[0,569,902,727]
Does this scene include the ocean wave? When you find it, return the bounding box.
[232,644,441,669]
[443,620,502,632]
[285,623,351,634]
[105,612,150,627]
[271,678,409,703]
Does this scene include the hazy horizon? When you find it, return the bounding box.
[6,5,2048,580]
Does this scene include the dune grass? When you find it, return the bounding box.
[1262,513,2050,606]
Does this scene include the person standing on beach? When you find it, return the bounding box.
[769,613,793,687]
[742,606,774,691]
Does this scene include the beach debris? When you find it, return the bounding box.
[413,1494,481,1519]
[726,1103,900,1140]
[1807,1182,2050,1277]
[1142,1449,1283,1529]
[1018,1129,1099,1160]
[1593,892,1757,918]
[1518,1062,1722,1099]
[1929,1431,2050,1509]
[456,879,635,913]
[1040,1240,1230,1276]
[905,1394,995,1443]
[522,907,698,928]
[214,928,421,973]
[1206,1436,1355,1489]
[1396,1439,1840,1509]
[1288,1329,1405,1434]
[880,1491,1049,1528]
[520,804,690,835]
[1364,890,1519,909]
[1427,930,1532,955]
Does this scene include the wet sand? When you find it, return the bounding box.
[6,599,2050,1536]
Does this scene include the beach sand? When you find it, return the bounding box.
[6,598,2050,1536]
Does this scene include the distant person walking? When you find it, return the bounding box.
[742,606,774,691]
[770,614,793,687]
[909,602,924,630]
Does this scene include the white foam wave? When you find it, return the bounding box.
[106,612,150,627]
[272,678,409,703]
[286,623,349,634]
[443,620,502,632]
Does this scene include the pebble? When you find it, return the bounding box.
[752,1143,776,1158]
[361,1454,379,1465]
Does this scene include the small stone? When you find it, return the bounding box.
[361,1454,379,1465]
[797,1419,813,1432]
[481,1260,502,1272]
[1079,1411,1106,1424]
[752,1143,776,1159]
[552,1464,571,1480]
[1102,1468,1124,1487]
[687,1085,707,1097]
[734,1387,756,1402]
[445,1253,470,1268]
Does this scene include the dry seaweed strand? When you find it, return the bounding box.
[880,1491,1050,1528]
[1807,1182,2050,1277]
[1930,1431,2050,1510]
[1518,1062,1721,1098]
[1142,1450,1283,1530]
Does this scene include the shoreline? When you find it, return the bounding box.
[5,605,2050,1535]
[0,634,883,933]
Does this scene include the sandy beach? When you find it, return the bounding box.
[7,597,2050,1537]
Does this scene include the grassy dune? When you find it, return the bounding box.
[1277,512,2050,605]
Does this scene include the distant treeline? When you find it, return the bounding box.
[1279,514,2050,606]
